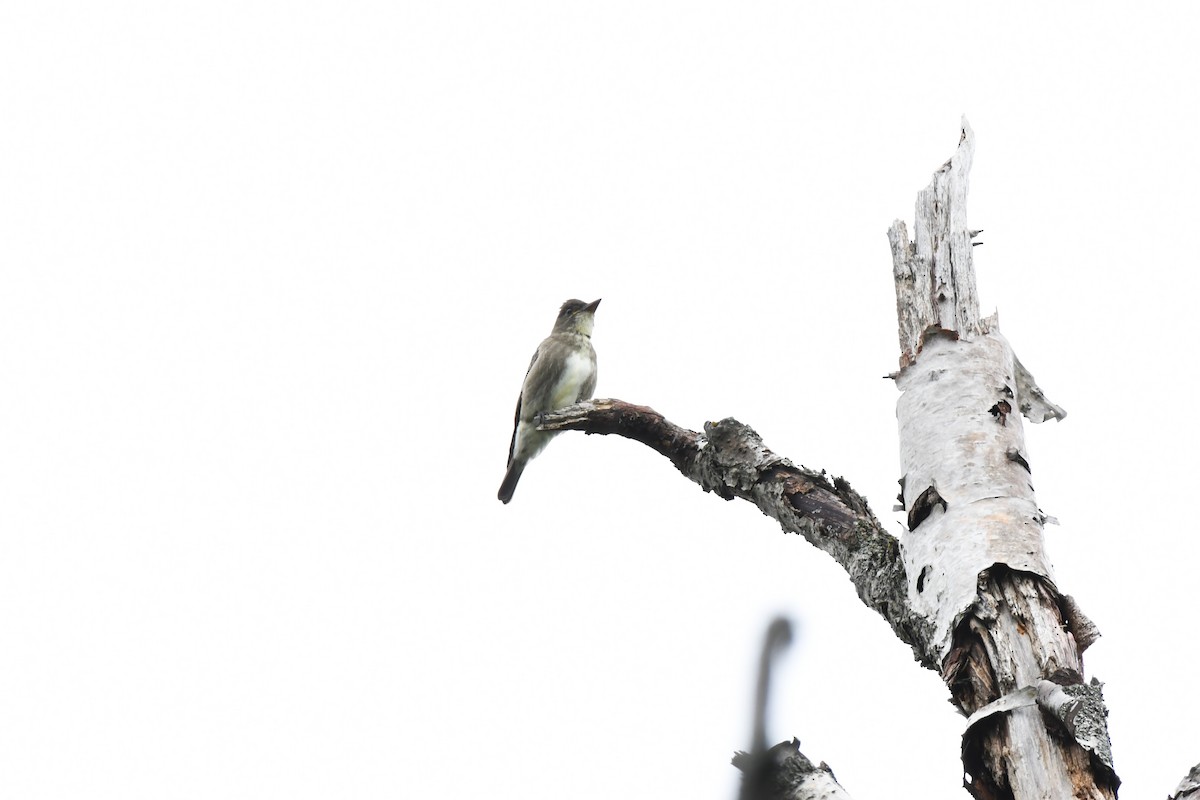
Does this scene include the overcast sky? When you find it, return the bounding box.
[3,3,1198,799]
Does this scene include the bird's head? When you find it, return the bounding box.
[553,298,601,336]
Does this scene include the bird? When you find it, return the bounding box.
[498,298,601,504]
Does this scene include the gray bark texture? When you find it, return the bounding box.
[1171,764,1200,800]
[533,120,1198,798]
[538,400,936,669]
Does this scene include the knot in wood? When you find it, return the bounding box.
[701,418,789,496]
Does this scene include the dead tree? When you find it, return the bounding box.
[536,120,1195,799]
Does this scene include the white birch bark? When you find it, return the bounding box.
[896,330,1056,665]
[890,118,1115,800]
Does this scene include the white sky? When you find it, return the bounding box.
[2,3,1198,799]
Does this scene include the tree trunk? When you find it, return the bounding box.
[890,118,1116,800]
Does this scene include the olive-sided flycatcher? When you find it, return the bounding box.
[498,298,601,504]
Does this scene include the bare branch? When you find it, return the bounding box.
[538,398,938,668]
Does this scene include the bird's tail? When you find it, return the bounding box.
[497,460,526,504]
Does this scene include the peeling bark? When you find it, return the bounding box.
[1060,594,1100,654]
[953,571,1117,798]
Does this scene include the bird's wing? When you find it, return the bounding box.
[506,348,540,466]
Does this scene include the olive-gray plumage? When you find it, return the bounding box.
[498,299,600,504]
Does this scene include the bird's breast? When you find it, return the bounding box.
[550,350,595,409]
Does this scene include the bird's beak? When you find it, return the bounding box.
[584,299,601,313]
